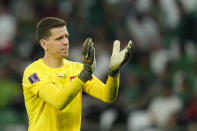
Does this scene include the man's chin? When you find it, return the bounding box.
[61,53,68,59]
[59,51,68,58]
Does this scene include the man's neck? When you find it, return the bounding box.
[43,54,63,68]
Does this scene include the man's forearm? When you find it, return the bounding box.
[102,74,120,103]
[38,77,85,110]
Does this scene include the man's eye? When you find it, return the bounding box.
[57,37,63,40]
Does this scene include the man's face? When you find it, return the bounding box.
[41,26,69,59]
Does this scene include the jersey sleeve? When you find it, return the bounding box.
[82,74,120,103]
[22,65,49,95]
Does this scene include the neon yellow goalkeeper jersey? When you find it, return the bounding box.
[22,59,120,131]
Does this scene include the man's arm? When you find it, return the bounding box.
[83,74,120,103]
[38,77,84,110]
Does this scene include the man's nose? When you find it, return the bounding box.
[63,37,69,45]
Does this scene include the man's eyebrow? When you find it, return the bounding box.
[55,33,69,40]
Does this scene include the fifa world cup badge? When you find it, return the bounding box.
[28,73,40,84]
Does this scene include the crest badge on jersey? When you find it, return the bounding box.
[70,76,76,82]
[28,73,40,84]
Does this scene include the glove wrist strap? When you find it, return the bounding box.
[78,65,92,82]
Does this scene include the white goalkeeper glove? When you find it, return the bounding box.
[109,40,133,77]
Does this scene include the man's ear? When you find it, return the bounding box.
[40,39,48,51]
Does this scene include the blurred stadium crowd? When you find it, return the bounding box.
[1,0,197,131]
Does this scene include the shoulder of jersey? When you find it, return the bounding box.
[63,59,83,67]
[24,59,45,72]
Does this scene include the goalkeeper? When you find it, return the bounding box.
[22,17,133,131]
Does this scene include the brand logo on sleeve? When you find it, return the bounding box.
[70,76,76,82]
[28,73,40,84]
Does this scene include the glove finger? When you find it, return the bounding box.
[91,42,95,60]
[112,40,120,53]
[86,41,93,59]
[82,38,92,56]
[128,40,133,54]
[125,41,133,64]
[122,48,129,65]
[126,46,132,61]
[89,46,94,61]
[122,41,133,65]
[85,46,94,63]
[126,41,133,58]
